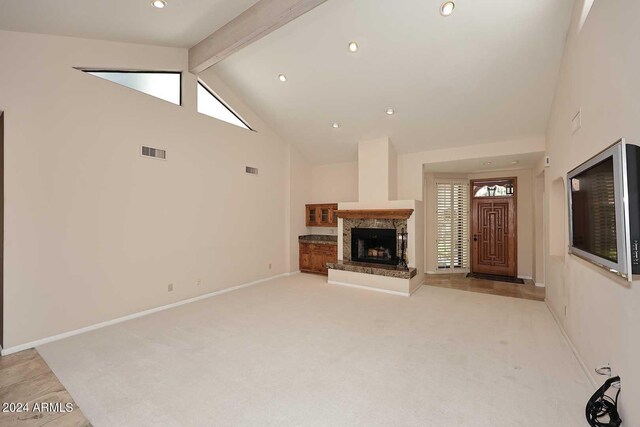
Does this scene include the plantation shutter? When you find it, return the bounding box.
[436,181,469,270]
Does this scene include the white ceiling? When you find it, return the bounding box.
[423,152,544,174]
[0,0,258,47]
[212,0,574,164]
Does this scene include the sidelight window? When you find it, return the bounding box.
[437,181,470,270]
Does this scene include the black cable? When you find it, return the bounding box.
[585,376,622,427]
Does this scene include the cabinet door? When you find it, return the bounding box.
[300,253,311,271]
[311,252,324,272]
[306,206,317,226]
[326,245,338,264]
[320,207,330,225]
[329,206,338,226]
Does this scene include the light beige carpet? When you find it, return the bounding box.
[38,274,592,426]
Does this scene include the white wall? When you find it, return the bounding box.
[288,145,312,271]
[397,137,546,201]
[310,161,358,203]
[545,0,640,421]
[358,137,396,202]
[533,169,545,285]
[0,30,291,350]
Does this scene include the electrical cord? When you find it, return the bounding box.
[586,376,622,427]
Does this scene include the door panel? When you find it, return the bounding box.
[472,197,517,277]
[311,253,324,272]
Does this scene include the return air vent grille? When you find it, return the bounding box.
[141,146,166,160]
[246,166,258,175]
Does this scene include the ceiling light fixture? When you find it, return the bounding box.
[440,1,455,16]
[332,122,340,128]
[151,0,167,8]
[278,74,287,82]
[511,160,520,165]
[348,41,359,53]
[385,107,395,115]
[483,161,492,166]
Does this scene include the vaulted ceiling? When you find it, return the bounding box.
[0,0,258,47]
[211,0,574,163]
[0,0,575,164]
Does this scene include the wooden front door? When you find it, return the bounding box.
[471,179,517,277]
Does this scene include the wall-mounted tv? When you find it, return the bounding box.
[567,139,640,280]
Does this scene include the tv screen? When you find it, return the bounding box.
[570,157,618,263]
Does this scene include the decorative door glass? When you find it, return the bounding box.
[472,179,515,197]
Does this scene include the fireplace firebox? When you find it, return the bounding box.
[351,228,397,265]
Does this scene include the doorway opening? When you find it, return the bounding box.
[470,177,518,278]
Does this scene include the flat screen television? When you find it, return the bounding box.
[567,139,640,280]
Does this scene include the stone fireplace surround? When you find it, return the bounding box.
[343,218,406,264]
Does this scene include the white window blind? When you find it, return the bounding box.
[436,181,469,270]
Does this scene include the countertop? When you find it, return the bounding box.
[299,235,338,244]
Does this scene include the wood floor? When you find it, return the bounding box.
[0,349,90,427]
[424,273,545,301]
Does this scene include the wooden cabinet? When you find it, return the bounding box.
[299,242,337,275]
[305,204,338,227]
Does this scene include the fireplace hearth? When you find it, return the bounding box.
[351,228,397,266]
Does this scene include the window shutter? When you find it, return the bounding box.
[436,181,469,270]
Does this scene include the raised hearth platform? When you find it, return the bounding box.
[326,260,416,279]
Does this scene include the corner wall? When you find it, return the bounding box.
[288,146,312,271]
[0,30,291,350]
[310,161,358,203]
[545,0,640,421]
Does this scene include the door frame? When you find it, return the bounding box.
[470,177,518,277]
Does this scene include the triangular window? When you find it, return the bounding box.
[81,70,181,105]
[197,81,251,131]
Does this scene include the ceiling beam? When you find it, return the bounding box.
[189,0,328,74]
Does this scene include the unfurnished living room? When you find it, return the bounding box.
[0,0,638,426]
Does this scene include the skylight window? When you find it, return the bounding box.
[81,70,181,105]
[197,82,251,130]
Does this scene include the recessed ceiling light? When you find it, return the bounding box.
[332,122,340,128]
[511,160,520,165]
[348,41,359,53]
[483,161,492,165]
[440,1,455,16]
[151,0,167,9]
[385,107,395,115]
[278,74,287,82]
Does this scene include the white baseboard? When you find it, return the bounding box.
[535,282,545,287]
[409,280,425,296]
[327,280,410,297]
[545,301,597,389]
[518,275,534,280]
[1,272,295,356]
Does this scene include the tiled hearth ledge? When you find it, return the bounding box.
[326,260,417,279]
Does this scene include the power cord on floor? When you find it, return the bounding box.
[585,376,622,427]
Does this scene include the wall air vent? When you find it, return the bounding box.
[245,166,258,175]
[141,146,166,160]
